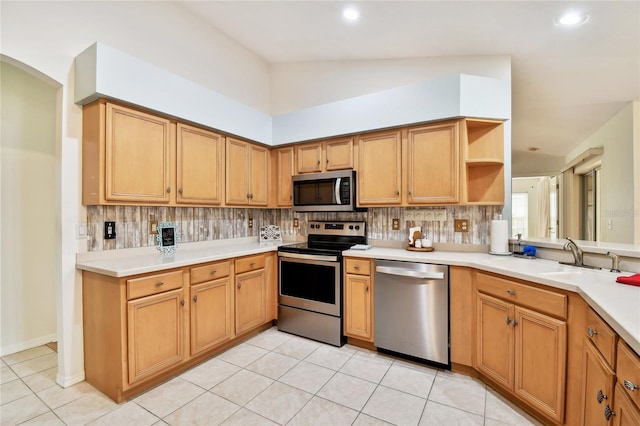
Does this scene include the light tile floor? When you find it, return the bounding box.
[1,327,542,426]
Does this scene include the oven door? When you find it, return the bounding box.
[278,253,341,317]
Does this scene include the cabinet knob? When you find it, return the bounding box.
[587,326,598,338]
[179,188,183,194]
[408,190,412,195]
[513,319,518,327]
[365,285,369,292]
[506,289,516,296]
[624,380,640,391]
[193,295,198,303]
[395,190,400,196]
[604,404,615,421]
[180,299,185,306]
[247,193,251,199]
[237,283,241,289]
[155,282,164,287]
[326,159,329,164]
[210,270,217,275]
[596,389,607,403]
[250,262,256,267]
[317,160,321,166]
[506,316,512,325]
[166,187,171,193]
[354,265,360,270]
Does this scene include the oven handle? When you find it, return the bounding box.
[279,252,339,262]
[375,266,444,280]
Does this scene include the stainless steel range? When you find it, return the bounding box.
[277,221,367,346]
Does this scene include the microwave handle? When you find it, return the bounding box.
[335,177,342,205]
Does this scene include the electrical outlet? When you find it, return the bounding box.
[104,221,116,239]
[293,218,299,228]
[392,218,400,230]
[149,220,158,234]
[76,222,87,239]
[454,219,470,232]
[248,218,253,229]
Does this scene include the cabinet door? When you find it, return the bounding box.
[357,130,402,205]
[235,269,266,334]
[325,137,354,171]
[406,122,459,204]
[581,338,616,425]
[176,124,223,205]
[225,137,249,205]
[249,144,269,206]
[344,273,373,341]
[514,307,567,423]
[105,103,171,203]
[613,383,640,426]
[275,147,294,207]
[476,293,514,390]
[190,278,232,356]
[127,289,184,384]
[297,143,323,174]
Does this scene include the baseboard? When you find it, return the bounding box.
[57,370,85,388]
[0,333,57,356]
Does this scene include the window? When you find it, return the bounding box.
[512,192,529,238]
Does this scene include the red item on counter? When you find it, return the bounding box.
[616,274,640,287]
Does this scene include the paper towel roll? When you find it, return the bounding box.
[490,220,510,254]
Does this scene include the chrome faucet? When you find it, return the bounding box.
[607,251,621,273]
[563,237,583,266]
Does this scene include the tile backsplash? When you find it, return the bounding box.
[86,205,502,251]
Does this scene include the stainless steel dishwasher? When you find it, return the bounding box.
[374,259,449,368]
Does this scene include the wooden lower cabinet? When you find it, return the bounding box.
[581,338,616,425]
[343,257,373,342]
[190,277,232,356]
[475,276,567,423]
[82,252,276,402]
[127,288,185,384]
[613,383,640,425]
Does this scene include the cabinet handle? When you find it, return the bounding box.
[155,282,164,287]
[290,195,292,200]
[596,389,607,403]
[180,299,185,306]
[624,380,640,391]
[326,159,329,164]
[237,283,241,289]
[249,193,253,199]
[365,285,369,292]
[506,289,516,296]
[166,187,171,193]
[210,270,217,275]
[505,316,512,325]
[604,404,615,421]
[179,188,183,194]
[513,319,518,327]
[354,265,360,270]
[193,295,198,302]
[395,190,400,196]
[587,326,598,338]
[250,262,256,267]
[408,190,412,195]
[317,160,321,166]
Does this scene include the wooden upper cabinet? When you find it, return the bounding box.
[176,124,224,205]
[296,137,354,174]
[82,101,173,205]
[357,130,402,205]
[226,137,268,206]
[273,147,294,207]
[405,121,459,204]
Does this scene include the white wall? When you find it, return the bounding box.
[1,61,58,354]
[566,102,636,243]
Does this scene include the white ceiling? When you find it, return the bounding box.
[179,1,640,163]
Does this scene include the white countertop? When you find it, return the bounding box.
[76,240,640,355]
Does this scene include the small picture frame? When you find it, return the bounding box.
[156,221,178,254]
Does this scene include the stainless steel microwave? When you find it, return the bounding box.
[292,170,357,212]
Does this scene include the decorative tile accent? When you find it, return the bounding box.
[86,206,502,251]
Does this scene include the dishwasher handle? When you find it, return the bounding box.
[375,265,444,280]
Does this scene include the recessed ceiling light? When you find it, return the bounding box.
[555,12,589,27]
[342,7,360,22]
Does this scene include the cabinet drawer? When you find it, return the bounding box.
[345,258,371,275]
[190,261,230,285]
[617,340,640,408]
[586,308,618,367]
[127,270,183,300]
[235,254,265,274]
[476,272,567,319]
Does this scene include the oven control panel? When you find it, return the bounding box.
[307,221,366,237]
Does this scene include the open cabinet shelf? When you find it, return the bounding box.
[463,119,505,204]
